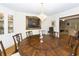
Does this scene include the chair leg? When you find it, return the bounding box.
[0,49,2,56]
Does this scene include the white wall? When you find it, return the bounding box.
[53,7,79,37]
[14,12,52,36]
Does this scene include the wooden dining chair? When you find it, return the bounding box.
[26,31,33,39]
[12,33,22,52]
[0,49,1,56]
[26,32,29,37]
[72,40,79,56]
[28,31,33,36]
[42,30,46,36]
[26,31,33,37]
[0,41,6,56]
[11,33,22,56]
[69,37,79,56]
[63,36,79,56]
[39,30,46,36]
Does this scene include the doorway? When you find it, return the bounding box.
[59,18,79,36]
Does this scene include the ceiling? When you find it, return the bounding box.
[1,3,79,15]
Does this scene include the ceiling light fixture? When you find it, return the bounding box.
[38,3,47,21]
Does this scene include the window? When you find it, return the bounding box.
[0,13,4,34]
[8,15,13,33]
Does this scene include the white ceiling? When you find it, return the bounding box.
[1,3,79,15]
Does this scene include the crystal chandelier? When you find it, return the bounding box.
[38,3,47,21]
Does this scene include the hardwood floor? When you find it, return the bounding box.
[5,34,79,56]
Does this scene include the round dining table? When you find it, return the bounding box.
[18,35,71,56]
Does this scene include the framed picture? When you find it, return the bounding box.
[26,16,41,30]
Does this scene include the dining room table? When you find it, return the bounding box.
[18,34,73,56]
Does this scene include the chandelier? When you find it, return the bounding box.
[38,3,47,21]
